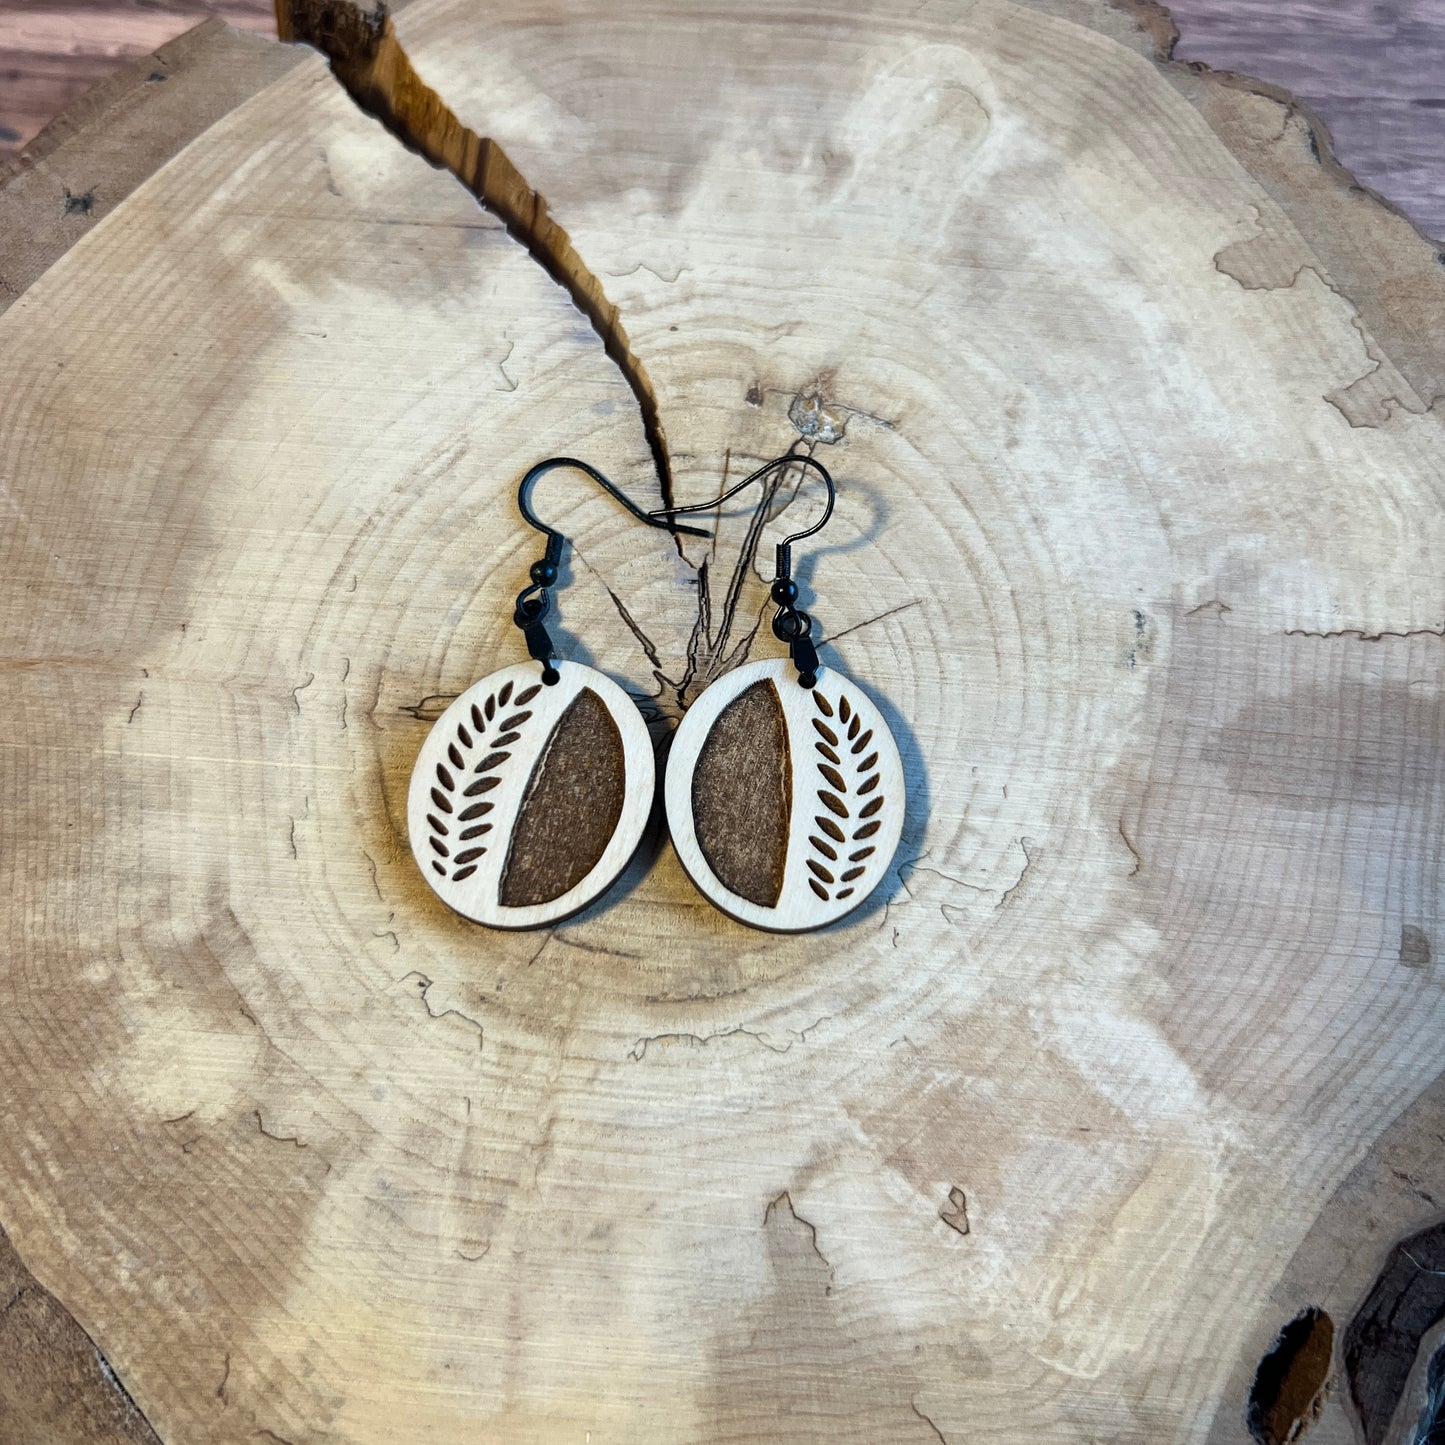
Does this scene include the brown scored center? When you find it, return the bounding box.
[691,679,791,908]
[500,687,627,908]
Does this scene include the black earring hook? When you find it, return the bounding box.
[650,452,834,560]
[651,453,836,687]
[518,456,711,557]
[513,456,710,684]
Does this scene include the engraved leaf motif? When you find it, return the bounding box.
[808,685,884,904]
[429,680,540,882]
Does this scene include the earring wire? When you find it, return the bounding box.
[649,452,835,566]
[650,453,836,687]
[513,457,710,683]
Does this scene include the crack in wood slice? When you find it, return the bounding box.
[274,0,673,500]
[500,686,626,908]
[691,678,791,908]
[1246,1307,1334,1445]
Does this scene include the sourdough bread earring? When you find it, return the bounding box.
[407,458,708,930]
[656,456,906,932]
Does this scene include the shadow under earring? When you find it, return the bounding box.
[407,457,708,930]
[655,455,906,933]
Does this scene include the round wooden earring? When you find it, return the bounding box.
[666,657,905,931]
[656,454,907,932]
[406,457,711,931]
[408,660,655,929]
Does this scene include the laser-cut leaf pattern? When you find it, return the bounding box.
[807,685,883,903]
[428,678,541,884]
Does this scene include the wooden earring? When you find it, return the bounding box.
[656,456,906,932]
[407,458,710,930]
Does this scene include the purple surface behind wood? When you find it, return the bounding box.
[1167,0,1445,241]
[0,0,275,149]
[2,1,1444,244]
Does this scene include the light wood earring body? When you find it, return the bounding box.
[666,657,906,931]
[407,660,655,929]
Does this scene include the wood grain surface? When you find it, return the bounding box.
[0,0,1443,1442]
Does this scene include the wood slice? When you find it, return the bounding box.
[0,0,1442,1442]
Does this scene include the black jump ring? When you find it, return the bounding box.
[513,584,551,627]
[772,607,812,643]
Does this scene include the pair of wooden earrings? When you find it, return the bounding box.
[406,456,905,933]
